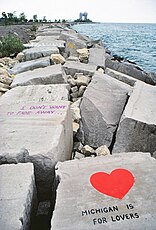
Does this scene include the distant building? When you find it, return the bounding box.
[79,12,88,21]
[74,12,92,23]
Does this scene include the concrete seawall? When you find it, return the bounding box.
[0,23,156,230]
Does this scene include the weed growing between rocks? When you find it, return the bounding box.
[30,24,38,32]
[0,35,24,57]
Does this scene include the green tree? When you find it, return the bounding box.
[1,11,22,25]
[19,12,27,23]
[7,12,14,23]
[33,14,38,22]
[6,11,18,24]
[2,12,7,19]
[42,16,47,22]
[2,12,7,25]
[12,11,19,24]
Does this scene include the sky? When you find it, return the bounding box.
[1,0,156,23]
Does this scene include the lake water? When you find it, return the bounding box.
[73,23,156,73]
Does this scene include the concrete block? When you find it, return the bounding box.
[0,84,69,104]
[105,57,155,85]
[51,153,156,230]
[66,38,87,56]
[0,101,73,199]
[89,47,106,68]
[50,54,65,65]
[59,31,79,42]
[67,56,79,62]
[105,68,138,86]
[0,75,13,85]
[63,61,97,76]
[0,163,37,230]
[77,72,131,148]
[59,31,87,55]
[36,28,64,37]
[11,64,68,87]
[68,37,87,51]
[34,36,60,42]
[77,33,90,42]
[113,81,156,154]
[148,72,156,85]
[37,31,61,37]
[30,37,66,50]
[9,57,50,75]
[23,46,59,61]
[37,27,63,33]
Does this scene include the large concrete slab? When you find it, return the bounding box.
[0,84,69,104]
[59,28,87,42]
[77,72,131,148]
[66,37,87,56]
[59,31,87,55]
[36,28,64,37]
[59,31,79,42]
[37,31,61,36]
[0,101,73,199]
[34,36,61,41]
[113,81,156,154]
[29,37,66,50]
[23,46,59,61]
[31,40,65,51]
[105,68,138,86]
[105,57,155,85]
[11,64,68,87]
[0,163,37,230]
[63,61,97,76]
[89,47,106,68]
[51,153,156,230]
[9,57,50,75]
[37,27,63,33]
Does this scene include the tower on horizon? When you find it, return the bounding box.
[79,12,88,21]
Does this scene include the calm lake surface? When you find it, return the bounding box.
[73,23,156,73]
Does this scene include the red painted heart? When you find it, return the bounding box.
[90,169,135,199]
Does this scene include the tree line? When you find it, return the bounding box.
[0,11,67,25]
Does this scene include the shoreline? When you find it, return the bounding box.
[72,22,156,75]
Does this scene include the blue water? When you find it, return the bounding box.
[73,23,156,73]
